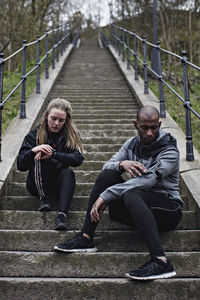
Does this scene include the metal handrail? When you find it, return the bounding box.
[0,23,75,161]
[108,24,200,161]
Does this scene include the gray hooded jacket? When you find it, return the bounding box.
[100,129,183,206]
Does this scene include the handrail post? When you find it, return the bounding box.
[110,23,112,46]
[52,29,55,69]
[143,36,149,94]
[20,40,27,119]
[56,28,59,62]
[157,42,166,118]
[111,24,114,47]
[36,36,40,94]
[63,24,66,50]
[67,24,71,46]
[0,53,4,161]
[182,51,194,161]
[45,31,49,79]
[133,32,138,80]
[63,24,66,51]
[114,26,117,51]
[127,31,130,70]
[112,25,115,50]
[60,25,63,56]
[65,25,69,48]
[118,27,121,56]
[122,28,125,62]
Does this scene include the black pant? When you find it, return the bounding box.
[26,160,75,213]
[82,169,182,257]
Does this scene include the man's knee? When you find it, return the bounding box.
[95,169,123,186]
[123,188,142,208]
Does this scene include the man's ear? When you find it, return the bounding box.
[133,120,137,129]
[158,121,162,127]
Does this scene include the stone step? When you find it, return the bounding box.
[58,77,127,81]
[76,119,133,125]
[1,192,189,211]
[0,277,199,300]
[70,109,136,114]
[72,114,135,120]
[51,92,133,97]
[52,95,134,100]
[79,130,135,138]
[1,196,89,211]
[82,137,128,144]
[73,107,135,111]
[70,103,136,108]
[13,170,101,183]
[53,86,132,92]
[49,94,134,100]
[0,211,196,231]
[83,144,122,152]
[77,124,134,130]
[5,182,193,207]
[0,251,199,277]
[56,85,130,89]
[7,182,94,196]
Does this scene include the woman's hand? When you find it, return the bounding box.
[32,144,53,160]
[90,196,107,223]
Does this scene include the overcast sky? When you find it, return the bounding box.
[64,0,117,26]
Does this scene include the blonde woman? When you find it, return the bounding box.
[17,98,84,230]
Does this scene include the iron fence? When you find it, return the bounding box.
[0,23,73,161]
[104,24,200,161]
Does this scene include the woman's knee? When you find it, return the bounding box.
[58,168,75,181]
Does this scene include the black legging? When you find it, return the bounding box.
[82,169,182,257]
[26,160,75,213]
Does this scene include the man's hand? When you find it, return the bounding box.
[32,144,53,160]
[90,196,107,223]
[119,160,147,178]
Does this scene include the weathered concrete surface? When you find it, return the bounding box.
[0,251,199,277]
[0,278,200,300]
[0,209,195,229]
[108,44,200,214]
[0,44,74,187]
[0,228,198,251]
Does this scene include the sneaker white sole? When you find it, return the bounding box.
[54,245,97,253]
[38,206,51,212]
[125,270,176,280]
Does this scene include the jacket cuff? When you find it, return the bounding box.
[100,189,117,204]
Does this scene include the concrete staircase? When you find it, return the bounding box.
[0,40,200,299]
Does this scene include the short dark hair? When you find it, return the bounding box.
[137,106,160,121]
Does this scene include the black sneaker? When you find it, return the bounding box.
[55,213,68,231]
[54,232,97,253]
[125,256,176,280]
[38,198,52,211]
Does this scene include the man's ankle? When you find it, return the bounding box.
[157,256,167,263]
[83,233,91,240]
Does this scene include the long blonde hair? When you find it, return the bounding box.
[37,98,83,152]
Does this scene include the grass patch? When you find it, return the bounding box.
[1,53,52,133]
[2,70,36,132]
[148,76,200,153]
